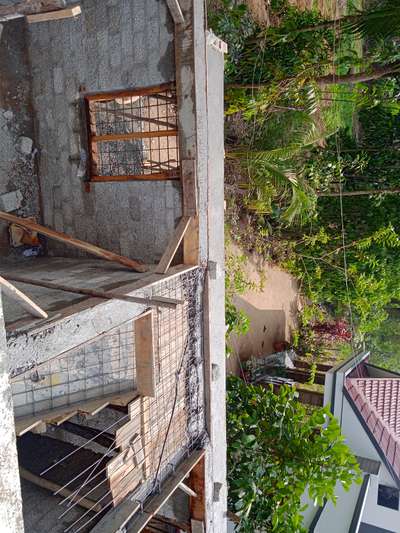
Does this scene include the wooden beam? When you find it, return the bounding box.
[0,0,65,16]
[166,0,185,24]
[0,275,48,319]
[0,211,147,273]
[178,481,197,498]
[85,83,175,102]
[92,130,178,143]
[90,172,179,182]
[19,467,102,512]
[155,216,192,274]
[3,275,183,309]
[26,5,81,23]
[135,312,155,397]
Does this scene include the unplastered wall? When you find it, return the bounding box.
[26,0,182,264]
[11,320,136,417]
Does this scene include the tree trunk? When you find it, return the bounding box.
[226,61,400,89]
[318,187,400,197]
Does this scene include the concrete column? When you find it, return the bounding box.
[0,290,24,532]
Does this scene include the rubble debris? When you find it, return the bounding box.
[17,136,33,155]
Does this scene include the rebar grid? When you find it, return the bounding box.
[26,269,205,532]
[85,86,180,180]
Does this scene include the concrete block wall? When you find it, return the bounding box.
[26,0,182,264]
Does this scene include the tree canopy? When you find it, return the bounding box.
[227,377,361,532]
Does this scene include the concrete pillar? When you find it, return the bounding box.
[0,290,24,532]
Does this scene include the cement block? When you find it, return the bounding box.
[17,136,33,155]
[0,190,23,212]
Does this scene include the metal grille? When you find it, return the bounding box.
[84,84,180,183]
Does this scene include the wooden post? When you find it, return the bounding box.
[135,312,155,397]
[0,276,48,319]
[0,211,147,272]
[156,216,192,274]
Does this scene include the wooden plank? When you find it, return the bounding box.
[14,390,135,436]
[90,172,179,182]
[0,211,147,273]
[156,216,192,274]
[110,391,139,407]
[140,397,152,479]
[166,0,185,24]
[191,520,205,533]
[78,398,110,416]
[107,448,142,507]
[92,130,178,143]
[183,216,199,266]
[189,455,205,522]
[0,0,65,16]
[4,275,181,309]
[135,313,155,397]
[85,84,175,102]
[126,450,206,532]
[115,420,140,450]
[0,275,48,319]
[20,467,102,512]
[181,159,197,216]
[26,5,81,23]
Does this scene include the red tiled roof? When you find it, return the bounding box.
[345,377,400,480]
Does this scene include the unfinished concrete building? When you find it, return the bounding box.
[0,1,226,532]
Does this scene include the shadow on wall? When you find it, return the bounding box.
[227,305,287,375]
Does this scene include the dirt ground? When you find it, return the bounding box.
[226,247,301,375]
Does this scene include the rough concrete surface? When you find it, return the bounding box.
[0,293,24,533]
[0,18,40,256]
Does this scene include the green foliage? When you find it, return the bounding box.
[225,247,259,348]
[367,314,400,372]
[207,1,256,80]
[227,377,362,532]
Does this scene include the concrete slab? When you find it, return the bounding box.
[0,257,145,326]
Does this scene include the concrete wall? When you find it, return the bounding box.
[0,257,146,327]
[0,291,24,533]
[26,0,182,264]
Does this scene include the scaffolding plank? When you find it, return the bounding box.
[26,5,81,23]
[156,216,192,274]
[0,211,147,273]
[135,313,155,397]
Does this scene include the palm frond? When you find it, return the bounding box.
[343,5,400,39]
